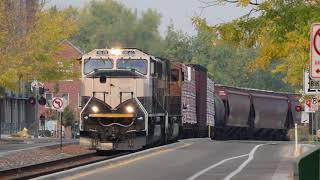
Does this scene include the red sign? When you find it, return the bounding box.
[311,24,320,78]
[306,100,311,108]
[52,97,64,110]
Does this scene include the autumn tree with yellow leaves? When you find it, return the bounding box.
[0,1,77,90]
[194,0,320,87]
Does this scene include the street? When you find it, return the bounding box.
[39,139,295,180]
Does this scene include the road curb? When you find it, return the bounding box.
[34,140,192,180]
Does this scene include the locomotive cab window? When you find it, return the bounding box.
[150,60,163,79]
[84,59,113,75]
[117,59,147,75]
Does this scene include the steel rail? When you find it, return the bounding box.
[0,151,129,180]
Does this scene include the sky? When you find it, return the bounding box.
[48,0,252,36]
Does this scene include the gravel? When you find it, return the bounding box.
[0,144,94,170]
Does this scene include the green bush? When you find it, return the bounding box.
[288,125,313,142]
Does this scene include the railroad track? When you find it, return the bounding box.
[0,151,129,180]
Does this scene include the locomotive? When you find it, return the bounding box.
[79,48,300,151]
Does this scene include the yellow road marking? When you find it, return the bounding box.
[89,113,134,118]
[64,143,193,180]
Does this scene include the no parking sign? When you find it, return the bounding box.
[310,24,320,78]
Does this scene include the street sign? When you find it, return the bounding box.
[301,112,309,124]
[304,69,320,94]
[305,99,315,112]
[312,96,319,112]
[310,24,320,78]
[52,97,65,112]
[305,96,319,113]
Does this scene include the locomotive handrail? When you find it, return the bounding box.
[135,97,149,135]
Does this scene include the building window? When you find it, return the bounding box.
[78,93,81,108]
[61,93,69,106]
[45,93,53,108]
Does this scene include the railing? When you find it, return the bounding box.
[294,146,320,180]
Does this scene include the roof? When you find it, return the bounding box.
[61,40,83,54]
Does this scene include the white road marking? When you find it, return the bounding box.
[224,144,265,180]
[186,154,249,180]
[186,144,265,180]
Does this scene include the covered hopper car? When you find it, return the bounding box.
[213,85,300,140]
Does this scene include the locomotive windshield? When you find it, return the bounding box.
[117,59,147,75]
[84,59,113,74]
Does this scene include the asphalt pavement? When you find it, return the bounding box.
[36,139,296,180]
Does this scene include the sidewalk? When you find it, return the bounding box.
[0,134,78,144]
[0,138,79,157]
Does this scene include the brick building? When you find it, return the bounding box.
[39,40,82,137]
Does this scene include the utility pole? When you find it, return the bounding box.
[31,80,44,138]
[35,92,39,138]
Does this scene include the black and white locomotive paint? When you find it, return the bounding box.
[79,48,180,150]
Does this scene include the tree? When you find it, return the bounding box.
[194,0,320,87]
[62,106,74,127]
[72,0,163,54]
[191,28,292,91]
[0,2,77,90]
[160,24,193,62]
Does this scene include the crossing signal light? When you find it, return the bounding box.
[295,105,302,112]
[38,96,47,106]
[27,97,36,105]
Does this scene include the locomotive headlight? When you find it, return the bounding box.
[91,106,99,113]
[110,48,122,56]
[126,106,134,113]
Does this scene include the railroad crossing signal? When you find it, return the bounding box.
[38,96,46,106]
[27,97,36,105]
[52,97,65,112]
[295,105,302,112]
[310,24,320,78]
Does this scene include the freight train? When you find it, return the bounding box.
[79,48,300,151]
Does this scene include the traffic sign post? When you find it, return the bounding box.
[301,112,309,124]
[51,97,65,150]
[311,24,320,78]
